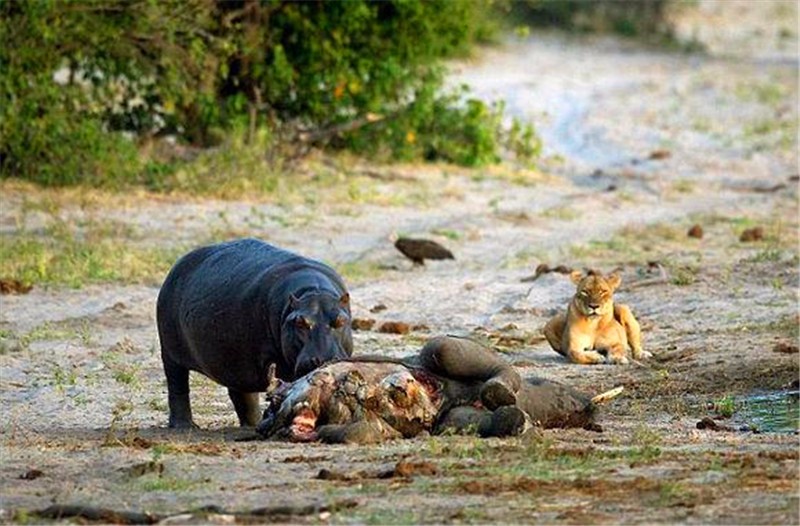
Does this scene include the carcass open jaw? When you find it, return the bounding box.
[289,404,318,442]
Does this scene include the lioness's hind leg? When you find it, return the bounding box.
[614,304,651,359]
[543,313,567,355]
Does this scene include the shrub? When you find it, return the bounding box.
[1,1,538,187]
[0,0,220,186]
[1,98,142,187]
[512,0,674,39]
[341,80,540,166]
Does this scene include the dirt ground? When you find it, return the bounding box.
[1,2,798,524]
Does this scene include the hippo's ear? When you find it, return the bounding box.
[339,292,350,308]
[289,293,300,308]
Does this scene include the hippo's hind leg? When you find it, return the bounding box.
[479,406,532,438]
[435,406,490,435]
[436,406,531,438]
[420,336,521,410]
[162,354,196,429]
[228,390,261,427]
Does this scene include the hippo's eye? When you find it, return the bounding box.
[331,315,347,329]
[294,317,312,330]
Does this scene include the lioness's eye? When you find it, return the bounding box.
[579,291,589,297]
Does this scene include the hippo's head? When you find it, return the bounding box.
[281,291,353,379]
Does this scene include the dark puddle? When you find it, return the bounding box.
[734,391,799,434]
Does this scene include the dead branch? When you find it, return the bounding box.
[591,386,624,405]
[297,113,385,145]
[29,499,359,524]
[34,505,158,525]
[626,262,669,289]
[520,263,573,282]
[352,168,419,182]
[728,183,788,193]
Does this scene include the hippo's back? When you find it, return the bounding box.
[161,238,298,291]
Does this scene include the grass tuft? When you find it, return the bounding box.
[0,218,182,288]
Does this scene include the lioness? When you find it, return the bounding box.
[543,270,651,365]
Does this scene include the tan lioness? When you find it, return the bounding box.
[543,270,650,365]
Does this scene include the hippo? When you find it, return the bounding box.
[257,336,612,443]
[156,238,353,428]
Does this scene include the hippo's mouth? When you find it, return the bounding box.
[289,405,318,442]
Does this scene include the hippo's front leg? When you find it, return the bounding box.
[228,390,261,427]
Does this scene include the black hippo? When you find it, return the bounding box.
[156,238,353,428]
[257,336,613,443]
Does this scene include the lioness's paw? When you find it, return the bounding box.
[609,355,629,365]
[584,351,607,364]
[633,350,653,360]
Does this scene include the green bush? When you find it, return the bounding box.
[512,0,673,38]
[0,0,219,186]
[342,80,540,166]
[1,0,538,188]
[2,98,142,187]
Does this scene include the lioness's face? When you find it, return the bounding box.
[571,271,621,317]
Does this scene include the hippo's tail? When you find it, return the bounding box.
[591,386,624,405]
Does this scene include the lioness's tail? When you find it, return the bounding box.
[591,386,624,405]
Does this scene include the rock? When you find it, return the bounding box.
[739,227,764,242]
[120,461,164,478]
[19,469,43,480]
[772,341,799,354]
[378,321,411,335]
[0,279,33,295]
[351,318,376,331]
[696,417,734,432]
[378,459,439,479]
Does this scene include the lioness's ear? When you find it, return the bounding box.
[607,273,622,291]
[569,270,583,285]
[339,292,350,307]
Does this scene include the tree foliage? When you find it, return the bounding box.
[512,0,673,38]
[1,0,537,187]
